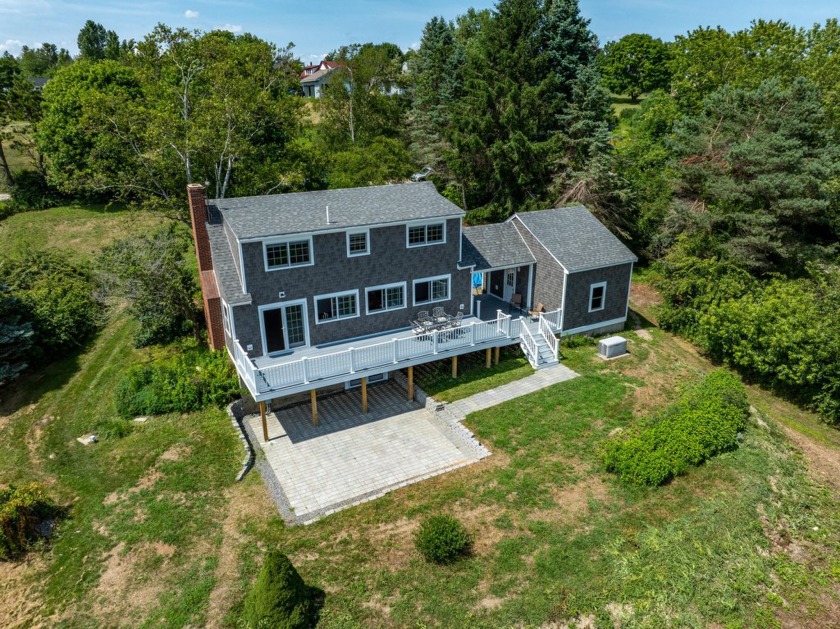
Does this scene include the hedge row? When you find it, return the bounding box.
[601,370,750,485]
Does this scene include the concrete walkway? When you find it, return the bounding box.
[243,362,579,525]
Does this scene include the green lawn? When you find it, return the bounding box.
[0,204,165,261]
[2,208,840,627]
[414,345,534,402]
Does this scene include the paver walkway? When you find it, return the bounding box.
[243,362,578,525]
[440,362,578,421]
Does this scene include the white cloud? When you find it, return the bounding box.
[184,9,199,18]
[221,24,242,33]
[0,39,24,55]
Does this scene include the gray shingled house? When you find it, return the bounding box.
[187,182,636,412]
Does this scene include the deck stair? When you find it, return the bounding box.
[519,317,559,370]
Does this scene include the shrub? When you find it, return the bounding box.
[0,483,57,560]
[1,250,103,358]
[601,370,749,486]
[242,550,315,629]
[563,334,596,349]
[414,514,472,564]
[7,170,62,212]
[115,342,240,418]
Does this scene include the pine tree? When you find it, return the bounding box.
[0,286,34,386]
[242,551,314,629]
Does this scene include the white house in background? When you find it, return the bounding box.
[300,60,343,98]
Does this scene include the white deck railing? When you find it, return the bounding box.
[233,311,517,396]
[520,322,539,366]
[538,312,559,358]
[542,308,562,330]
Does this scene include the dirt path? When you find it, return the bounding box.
[775,423,840,494]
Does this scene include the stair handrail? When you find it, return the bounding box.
[538,312,559,359]
[520,322,539,366]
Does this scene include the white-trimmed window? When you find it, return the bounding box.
[264,237,313,271]
[413,274,450,305]
[221,300,231,336]
[406,221,445,247]
[346,229,369,257]
[589,281,607,312]
[315,290,359,324]
[366,282,406,315]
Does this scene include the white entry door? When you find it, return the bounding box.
[503,268,515,302]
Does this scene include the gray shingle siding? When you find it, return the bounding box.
[511,216,565,311]
[233,218,470,356]
[562,263,632,333]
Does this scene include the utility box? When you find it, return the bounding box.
[598,336,627,359]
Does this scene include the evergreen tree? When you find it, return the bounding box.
[671,77,840,273]
[242,551,315,629]
[77,20,109,61]
[0,286,34,387]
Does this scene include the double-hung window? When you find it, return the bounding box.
[315,290,359,324]
[346,229,369,257]
[589,282,607,312]
[264,237,313,270]
[413,275,450,305]
[406,221,445,247]
[366,282,406,315]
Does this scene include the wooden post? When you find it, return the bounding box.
[310,389,318,427]
[361,377,368,413]
[407,366,414,401]
[486,348,492,368]
[259,400,268,442]
[494,346,500,365]
[452,355,458,378]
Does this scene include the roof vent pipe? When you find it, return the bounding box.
[326,205,330,224]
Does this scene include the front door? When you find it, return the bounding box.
[261,301,309,356]
[503,268,515,302]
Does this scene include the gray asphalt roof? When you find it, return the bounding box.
[461,223,535,270]
[207,223,251,305]
[514,206,637,272]
[210,182,464,240]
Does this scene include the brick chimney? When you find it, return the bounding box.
[187,184,225,351]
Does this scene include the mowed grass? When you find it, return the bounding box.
[414,345,534,402]
[0,204,165,261]
[2,209,840,627]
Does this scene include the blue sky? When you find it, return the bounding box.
[1,0,838,62]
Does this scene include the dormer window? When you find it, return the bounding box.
[407,221,445,247]
[346,229,369,257]
[264,237,313,271]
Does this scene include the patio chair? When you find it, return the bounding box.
[528,303,545,319]
[417,310,431,324]
[448,311,463,328]
[432,306,447,324]
[410,320,426,335]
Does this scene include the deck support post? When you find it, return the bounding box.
[361,377,368,413]
[310,389,318,427]
[259,401,268,442]
[451,355,458,378]
[486,348,492,368]
[407,366,414,401]
[494,346,500,365]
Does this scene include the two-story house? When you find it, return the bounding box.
[188,182,636,413]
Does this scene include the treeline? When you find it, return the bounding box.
[605,21,840,422]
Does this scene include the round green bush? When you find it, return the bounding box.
[242,550,314,629]
[414,514,472,564]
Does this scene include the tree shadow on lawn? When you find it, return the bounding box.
[0,347,84,418]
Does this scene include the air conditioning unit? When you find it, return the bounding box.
[598,336,627,359]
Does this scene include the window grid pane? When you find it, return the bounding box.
[266,243,288,268]
[408,226,426,245]
[349,233,367,253]
[591,286,604,310]
[288,241,310,265]
[432,279,448,300]
[337,295,356,317]
[427,223,444,243]
[386,286,403,308]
